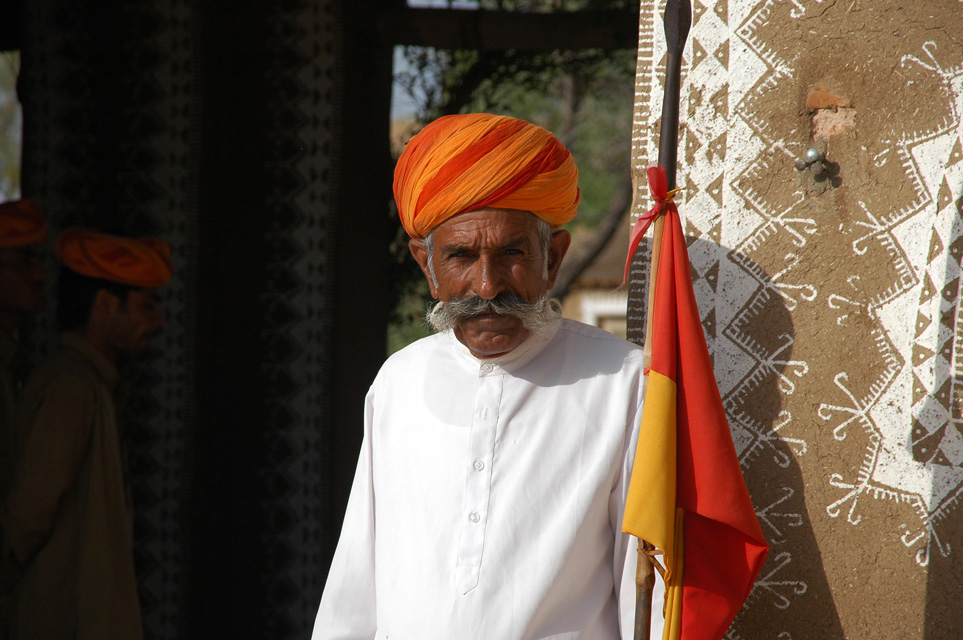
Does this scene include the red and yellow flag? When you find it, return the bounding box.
[623,166,769,640]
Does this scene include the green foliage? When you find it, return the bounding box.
[386,221,435,354]
[0,52,22,200]
[387,277,434,354]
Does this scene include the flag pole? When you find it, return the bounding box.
[635,1,691,638]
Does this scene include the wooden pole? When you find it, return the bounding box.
[634,1,691,638]
[633,539,659,639]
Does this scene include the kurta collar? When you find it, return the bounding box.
[448,318,561,376]
[59,332,121,390]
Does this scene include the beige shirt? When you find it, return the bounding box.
[0,331,21,500]
[2,333,142,640]
[0,330,22,630]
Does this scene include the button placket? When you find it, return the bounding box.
[455,372,501,594]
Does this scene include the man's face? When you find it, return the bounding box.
[0,244,47,316]
[106,288,164,358]
[410,208,570,358]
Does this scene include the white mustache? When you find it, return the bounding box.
[426,293,561,333]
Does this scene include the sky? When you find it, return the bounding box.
[391,47,421,120]
[391,0,481,120]
[0,52,22,201]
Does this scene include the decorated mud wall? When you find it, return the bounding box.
[628,1,963,638]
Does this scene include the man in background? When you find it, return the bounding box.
[1,227,171,640]
[0,200,46,492]
[0,199,46,640]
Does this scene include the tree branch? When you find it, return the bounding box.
[550,168,633,300]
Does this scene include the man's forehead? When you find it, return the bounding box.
[439,228,536,249]
[433,208,542,244]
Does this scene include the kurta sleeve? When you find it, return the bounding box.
[312,388,378,640]
[4,375,96,565]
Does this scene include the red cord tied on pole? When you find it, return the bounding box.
[621,164,683,287]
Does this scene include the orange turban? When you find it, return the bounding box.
[55,228,173,288]
[393,113,580,239]
[0,199,47,248]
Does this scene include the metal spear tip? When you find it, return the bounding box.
[805,147,821,164]
[663,0,692,54]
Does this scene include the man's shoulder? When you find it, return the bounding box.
[538,319,646,380]
[23,347,104,399]
[17,364,100,428]
[553,319,643,357]
[387,331,447,359]
[376,332,450,378]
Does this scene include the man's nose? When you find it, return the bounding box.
[472,256,503,300]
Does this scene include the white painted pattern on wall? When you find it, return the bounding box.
[632,0,963,636]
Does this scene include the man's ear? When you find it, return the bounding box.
[408,238,439,299]
[546,229,571,289]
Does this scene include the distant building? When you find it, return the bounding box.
[560,221,631,340]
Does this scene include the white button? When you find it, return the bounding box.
[473,460,485,471]
[469,511,480,523]
[481,363,493,373]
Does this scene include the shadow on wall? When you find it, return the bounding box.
[710,236,844,640]
[925,498,963,640]
[918,192,963,640]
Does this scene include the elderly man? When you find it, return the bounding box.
[314,113,648,639]
[1,228,171,640]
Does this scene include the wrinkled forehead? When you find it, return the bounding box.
[432,207,542,240]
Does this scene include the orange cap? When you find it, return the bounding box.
[393,113,580,239]
[55,227,172,288]
[0,199,47,248]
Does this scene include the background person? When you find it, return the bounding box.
[1,228,171,640]
[0,199,46,640]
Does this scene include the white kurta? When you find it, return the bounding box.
[314,319,652,640]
